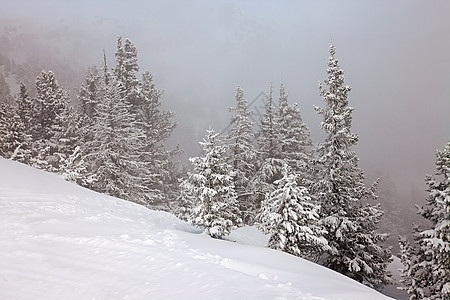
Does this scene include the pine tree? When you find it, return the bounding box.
[400,140,450,299]
[16,82,34,135]
[258,165,329,259]
[136,71,179,207]
[257,83,281,162]
[254,83,284,203]
[277,83,313,185]
[30,70,70,171]
[399,231,432,299]
[139,71,176,145]
[313,43,391,289]
[420,139,450,298]
[113,37,179,208]
[78,66,101,120]
[226,86,257,224]
[181,127,242,238]
[176,171,196,222]
[85,77,147,204]
[58,146,97,187]
[0,102,31,161]
[76,66,103,154]
[33,70,68,141]
[114,36,140,109]
[53,103,88,173]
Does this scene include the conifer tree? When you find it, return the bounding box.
[85,77,147,204]
[254,83,284,202]
[114,37,140,109]
[76,66,103,152]
[313,43,391,289]
[258,165,329,259]
[77,57,112,189]
[139,71,176,145]
[0,102,31,161]
[136,71,179,206]
[226,86,257,223]
[32,70,68,141]
[398,232,432,299]
[181,127,242,238]
[113,37,179,207]
[58,146,97,187]
[29,70,70,171]
[53,103,88,174]
[176,173,196,222]
[16,82,34,134]
[102,49,111,87]
[400,140,450,299]
[257,83,281,162]
[421,139,450,298]
[277,83,313,184]
[78,66,101,120]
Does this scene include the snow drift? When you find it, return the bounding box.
[0,158,392,299]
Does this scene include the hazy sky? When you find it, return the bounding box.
[2,0,450,203]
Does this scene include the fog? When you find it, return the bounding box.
[2,0,450,211]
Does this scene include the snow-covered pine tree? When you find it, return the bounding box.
[400,140,450,299]
[113,37,179,208]
[313,43,391,289]
[114,37,140,110]
[78,66,101,120]
[102,49,112,87]
[85,76,148,204]
[30,70,70,171]
[0,101,31,161]
[277,83,313,186]
[75,66,103,155]
[52,101,94,182]
[181,127,242,238]
[258,164,329,259]
[176,176,196,222]
[420,139,450,298]
[58,146,97,187]
[257,83,281,162]
[136,71,179,207]
[398,230,433,299]
[254,83,284,204]
[32,70,67,141]
[74,57,112,190]
[139,71,176,146]
[16,82,34,136]
[226,86,257,224]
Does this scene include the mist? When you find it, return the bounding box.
[2,0,449,219]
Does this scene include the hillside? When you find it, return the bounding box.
[0,158,392,299]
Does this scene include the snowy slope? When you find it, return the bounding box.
[0,158,393,300]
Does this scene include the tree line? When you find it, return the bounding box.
[0,38,448,297]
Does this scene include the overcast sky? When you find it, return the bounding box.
[2,0,450,203]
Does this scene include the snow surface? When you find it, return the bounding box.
[0,158,393,300]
